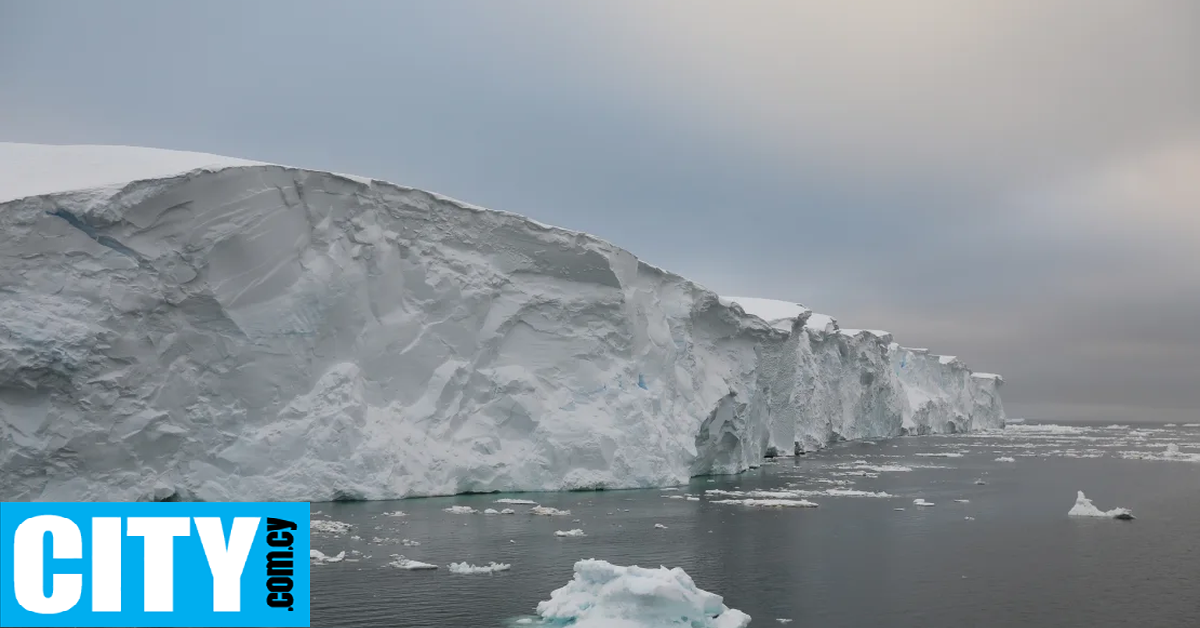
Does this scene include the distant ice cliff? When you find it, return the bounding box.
[0,143,1004,501]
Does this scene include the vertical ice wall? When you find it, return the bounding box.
[0,144,1004,501]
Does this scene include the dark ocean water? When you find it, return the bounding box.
[309,422,1200,627]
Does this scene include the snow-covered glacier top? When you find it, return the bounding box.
[0,143,1005,502]
[0,143,265,203]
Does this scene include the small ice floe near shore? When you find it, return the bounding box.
[444,506,479,514]
[654,523,668,529]
[381,510,406,517]
[994,456,1016,462]
[496,498,539,505]
[388,555,437,570]
[311,520,352,535]
[531,506,571,516]
[310,549,345,564]
[913,499,935,507]
[1068,491,1134,520]
[517,559,750,628]
[449,561,511,574]
[555,529,587,537]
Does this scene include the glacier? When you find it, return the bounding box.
[0,142,1004,502]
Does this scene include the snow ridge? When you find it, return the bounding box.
[0,143,1004,501]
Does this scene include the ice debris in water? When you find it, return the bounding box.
[310,520,352,534]
[500,508,517,514]
[444,506,479,514]
[310,550,345,564]
[1068,491,1134,520]
[710,498,819,508]
[528,559,750,628]
[531,506,571,516]
[654,523,668,529]
[484,508,501,515]
[401,539,420,546]
[994,456,1016,462]
[555,529,586,537]
[388,555,437,570]
[448,561,511,574]
[496,499,539,505]
[913,499,935,507]
[954,499,970,503]
[381,510,406,517]
[974,479,988,485]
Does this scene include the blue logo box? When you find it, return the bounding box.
[0,502,310,627]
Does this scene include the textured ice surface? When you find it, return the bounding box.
[448,561,511,574]
[0,143,1005,501]
[532,559,751,628]
[1068,491,1133,518]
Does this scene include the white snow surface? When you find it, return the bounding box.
[1067,491,1132,518]
[533,559,750,628]
[0,143,1005,501]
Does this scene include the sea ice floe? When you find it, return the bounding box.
[1067,491,1134,519]
[496,499,539,505]
[654,523,668,529]
[913,499,935,507]
[449,561,511,574]
[310,549,345,564]
[914,452,965,458]
[381,510,406,517]
[555,529,586,537]
[443,506,479,514]
[529,559,750,628]
[310,520,352,535]
[710,499,818,508]
[500,508,517,514]
[531,506,571,516]
[994,456,1016,462]
[388,555,437,570]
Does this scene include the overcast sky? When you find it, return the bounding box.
[2,1,1197,422]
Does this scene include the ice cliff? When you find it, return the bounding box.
[0,143,1005,502]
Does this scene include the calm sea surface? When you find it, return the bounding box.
[309,422,1200,627]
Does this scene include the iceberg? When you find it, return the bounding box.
[529,559,750,628]
[0,142,1005,502]
[1067,491,1134,519]
[448,561,511,574]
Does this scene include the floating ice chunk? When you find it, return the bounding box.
[1164,423,1177,427]
[401,539,420,546]
[500,508,516,514]
[711,499,818,508]
[310,520,352,535]
[484,508,500,515]
[532,506,571,516]
[1102,425,1130,430]
[913,499,935,507]
[661,487,681,491]
[845,463,912,473]
[381,510,407,517]
[443,506,479,514]
[531,559,750,628]
[448,561,511,574]
[915,452,964,458]
[654,523,668,529]
[974,479,987,485]
[1068,491,1134,519]
[686,496,700,501]
[1183,423,1200,428]
[388,555,437,570]
[823,488,892,498]
[310,550,346,564]
[777,620,793,624]
[964,516,976,521]
[954,499,970,503]
[893,508,906,511]
[555,529,586,537]
[994,456,1016,462]
[496,499,539,505]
